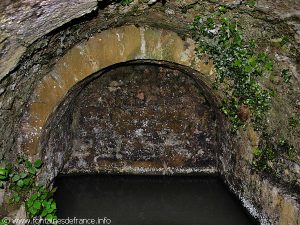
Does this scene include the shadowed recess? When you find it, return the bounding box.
[39,60,223,183]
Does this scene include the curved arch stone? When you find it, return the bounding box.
[38,60,222,184]
[19,25,215,157]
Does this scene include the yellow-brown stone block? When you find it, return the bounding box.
[179,38,196,66]
[56,45,96,82]
[23,135,40,156]
[143,28,184,62]
[279,199,299,225]
[84,25,141,70]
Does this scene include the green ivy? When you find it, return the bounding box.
[288,116,300,129]
[8,159,43,204]
[245,0,256,8]
[281,69,292,83]
[0,158,57,223]
[119,0,133,6]
[278,138,297,160]
[191,15,273,131]
[221,97,244,131]
[26,186,57,223]
[253,136,297,172]
[252,146,276,172]
[0,167,9,189]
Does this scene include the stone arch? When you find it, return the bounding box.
[38,59,224,184]
[19,25,216,158]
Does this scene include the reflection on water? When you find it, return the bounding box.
[54,175,257,225]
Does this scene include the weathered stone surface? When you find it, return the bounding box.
[8,204,26,225]
[0,0,98,80]
[38,60,220,183]
[0,189,4,206]
[14,204,26,224]
[0,45,26,81]
[256,0,300,21]
[62,64,217,174]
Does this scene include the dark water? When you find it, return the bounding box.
[54,175,258,225]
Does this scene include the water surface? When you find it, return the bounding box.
[54,175,257,225]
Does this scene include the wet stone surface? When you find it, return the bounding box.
[63,64,217,173]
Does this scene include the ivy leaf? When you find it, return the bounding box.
[20,172,27,179]
[25,160,33,169]
[246,0,256,7]
[15,195,21,203]
[0,168,8,177]
[28,167,36,175]
[221,17,229,25]
[17,179,24,188]
[41,193,47,200]
[41,209,48,217]
[244,65,253,73]
[29,207,38,216]
[51,187,58,194]
[23,178,32,187]
[31,194,38,201]
[248,55,257,67]
[234,59,242,67]
[12,174,20,182]
[47,207,54,214]
[12,192,20,203]
[27,199,34,207]
[44,201,51,209]
[264,61,273,70]
[51,202,57,210]
[0,175,7,181]
[34,160,43,169]
[218,5,227,13]
[33,201,42,210]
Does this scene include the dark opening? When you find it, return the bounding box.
[54,175,258,225]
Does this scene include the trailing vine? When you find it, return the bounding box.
[191,13,273,132]
[252,136,297,172]
[252,146,276,172]
[0,158,57,224]
[190,6,297,173]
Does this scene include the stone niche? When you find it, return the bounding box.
[39,61,221,181]
[0,0,299,222]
